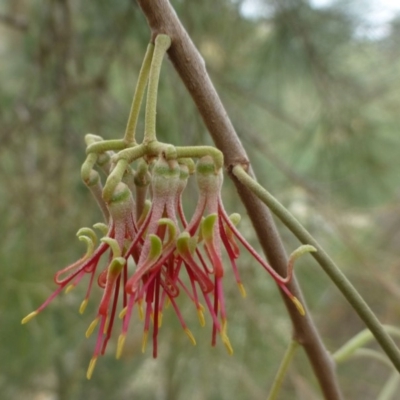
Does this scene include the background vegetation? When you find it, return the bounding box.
[1,0,400,398]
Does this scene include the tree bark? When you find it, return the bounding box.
[136,1,343,399]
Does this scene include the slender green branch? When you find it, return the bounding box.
[345,347,399,400]
[144,34,171,144]
[85,139,127,155]
[84,133,103,146]
[175,145,223,170]
[178,157,195,174]
[102,159,128,203]
[124,44,155,144]
[232,164,400,373]
[115,143,146,163]
[267,340,299,400]
[333,325,400,364]
[349,348,394,368]
[81,153,98,184]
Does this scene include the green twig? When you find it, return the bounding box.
[144,34,171,144]
[124,43,155,144]
[102,159,129,203]
[175,145,224,170]
[267,340,299,400]
[333,325,400,364]
[81,153,98,184]
[85,139,127,155]
[349,348,394,368]
[232,164,400,373]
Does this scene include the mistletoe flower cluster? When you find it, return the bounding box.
[22,34,315,380]
[22,151,310,379]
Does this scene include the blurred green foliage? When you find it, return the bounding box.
[1,0,400,399]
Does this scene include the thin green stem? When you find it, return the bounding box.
[102,159,128,203]
[124,44,155,144]
[143,34,171,144]
[115,141,171,163]
[333,325,400,364]
[85,139,127,155]
[81,153,98,184]
[84,134,103,146]
[115,143,146,162]
[349,348,394,368]
[175,145,224,170]
[267,340,299,400]
[178,157,195,175]
[232,164,400,373]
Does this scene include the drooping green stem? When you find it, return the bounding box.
[102,159,129,203]
[115,143,146,162]
[337,347,399,398]
[81,153,98,184]
[86,139,128,155]
[348,348,394,368]
[174,145,224,171]
[232,164,400,373]
[124,44,155,144]
[143,34,171,144]
[333,325,400,364]
[267,340,299,400]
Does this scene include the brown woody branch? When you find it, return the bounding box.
[136,1,343,399]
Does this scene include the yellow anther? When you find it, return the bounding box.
[138,300,144,321]
[86,317,100,338]
[164,298,171,309]
[86,357,97,380]
[103,316,109,334]
[142,330,148,353]
[119,306,127,319]
[221,318,228,335]
[197,307,206,327]
[184,328,196,346]
[238,282,247,298]
[65,284,76,294]
[21,311,38,325]
[116,334,126,359]
[221,332,234,355]
[291,296,306,316]
[79,299,88,315]
[158,312,163,328]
